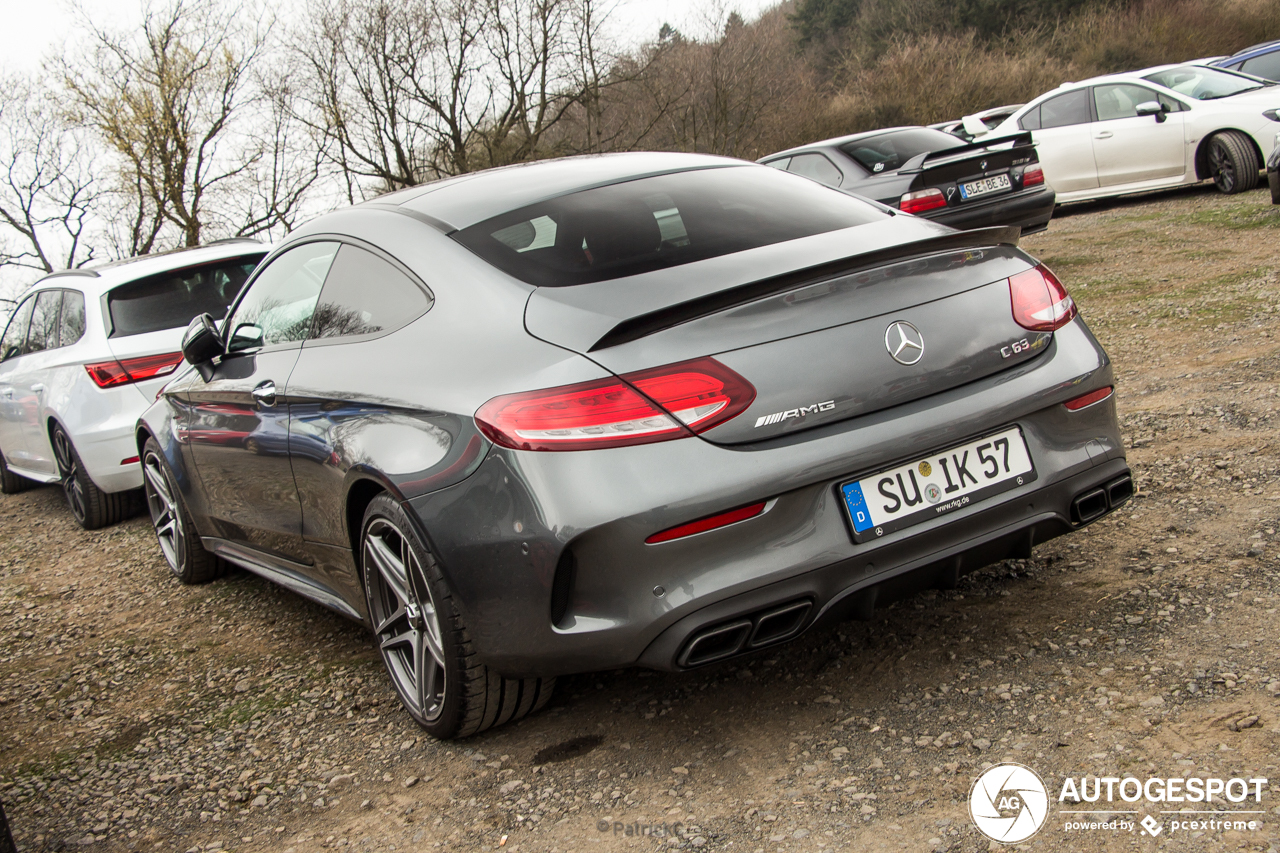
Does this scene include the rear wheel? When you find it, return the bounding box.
[1207,131,1260,194]
[52,425,129,529]
[361,494,554,739]
[0,447,30,494]
[142,438,224,584]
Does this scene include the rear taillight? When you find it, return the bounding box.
[1009,265,1077,332]
[898,188,947,215]
[1064,386,1113,411]
[85,352,184,389]
[1022,164,1045,187]
[475,357,756,451]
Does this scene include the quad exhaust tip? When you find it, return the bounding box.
[1071,472,1132,525]
[678,599,813,668]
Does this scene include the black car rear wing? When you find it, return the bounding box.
[900,132,1037,173]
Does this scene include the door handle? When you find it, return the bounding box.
[31,383,44,393]
[1094,131,1114,139]
[252,381,277,407]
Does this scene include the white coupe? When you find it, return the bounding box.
[980,64,1280,202]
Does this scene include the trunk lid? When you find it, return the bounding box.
[524,222,1051,445]
[903,132,1041,208]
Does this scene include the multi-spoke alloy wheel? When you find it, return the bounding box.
[143,449,185,571]
[140,437,223,583]
[1207,131,1259,195]
[360,494,556,739]
[51,424,128,529]
[52,428,87,523]
[365,517,448,723]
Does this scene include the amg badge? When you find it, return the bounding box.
[754,401,836,428]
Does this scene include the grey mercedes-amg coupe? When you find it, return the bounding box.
[137,152,1130,738]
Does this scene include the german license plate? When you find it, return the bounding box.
[840,427,1036,543]
[959,173,1012,200]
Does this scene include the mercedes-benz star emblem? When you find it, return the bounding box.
[885,321,925,365]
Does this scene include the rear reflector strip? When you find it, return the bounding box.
[1064,386,1113,411]
[120,456,140,465]
[85,352,184,389]
[645,501,768,545]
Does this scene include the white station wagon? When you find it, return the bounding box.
[0,241,267,528]
[981,64,1280,202]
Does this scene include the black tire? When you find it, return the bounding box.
[1207,131,1260,194]
[142,438,225,584]
[51,424,129,529]
[0,447,31,495]
[1270,170,1280,205]
[360,494,555,739]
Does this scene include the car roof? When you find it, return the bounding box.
[1223,39,1280,60]
[761,127,936,161]
[378,152,748,231]
[21,240,270,300]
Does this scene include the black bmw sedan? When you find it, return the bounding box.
[138,152,1127,738]
[761,126,1056,234]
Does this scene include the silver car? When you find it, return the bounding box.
[138,153,1129,738]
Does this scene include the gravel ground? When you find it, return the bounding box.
[2,183,1280,853]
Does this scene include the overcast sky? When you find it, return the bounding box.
[1,0,784,75]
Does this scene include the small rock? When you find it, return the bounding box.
[250,794,267,808]
[1227,715,1259,732]
[672,766,689,775]
[972,738,992,752]
[328,774,354,791]
[1140,696,1165,708]
[499,779,522,795]
[403,776,419,788]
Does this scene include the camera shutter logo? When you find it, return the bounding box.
[968,763,1049,844]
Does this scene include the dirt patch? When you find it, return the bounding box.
[2,183,1279,853]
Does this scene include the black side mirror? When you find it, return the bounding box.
[1135,101,1167,123]
[182,313,223,381]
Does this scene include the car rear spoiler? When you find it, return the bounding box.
[899,132,1036,173]
[589,225,1022,351]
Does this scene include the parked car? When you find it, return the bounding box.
[1212,39,1280,82]
[138,152,1129,739]
[930,104,1024,142]
[982,64,1280,202]
[0,241,267,528]
[760,127,1056,234]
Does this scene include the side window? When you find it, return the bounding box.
[1093,84,1162,121]
[59,290,86,346]
[1039,90,1091,129]
[763,157,790,170]
[1242,52,1280,82]
[226,242,339,350]
[309,245,432,341]
[24,290,63,355]
[1018,105,1041,130]
[786,153,843,188]
[0,297,34,362]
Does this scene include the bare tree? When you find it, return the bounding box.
[59,0,317,255]
[0,73,102,279]
[293,0,642,195]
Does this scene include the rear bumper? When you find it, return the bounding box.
[406,319,1123,678]
[925,185,1056,234]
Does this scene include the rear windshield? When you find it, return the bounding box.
[452,166,885,287]
[840,128,964,173]
[107,255,265,337]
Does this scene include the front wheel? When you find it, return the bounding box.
[361,494,554,739]
[1207,131,1260,194]
[142,438,224,583]
[51,425,129,529]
